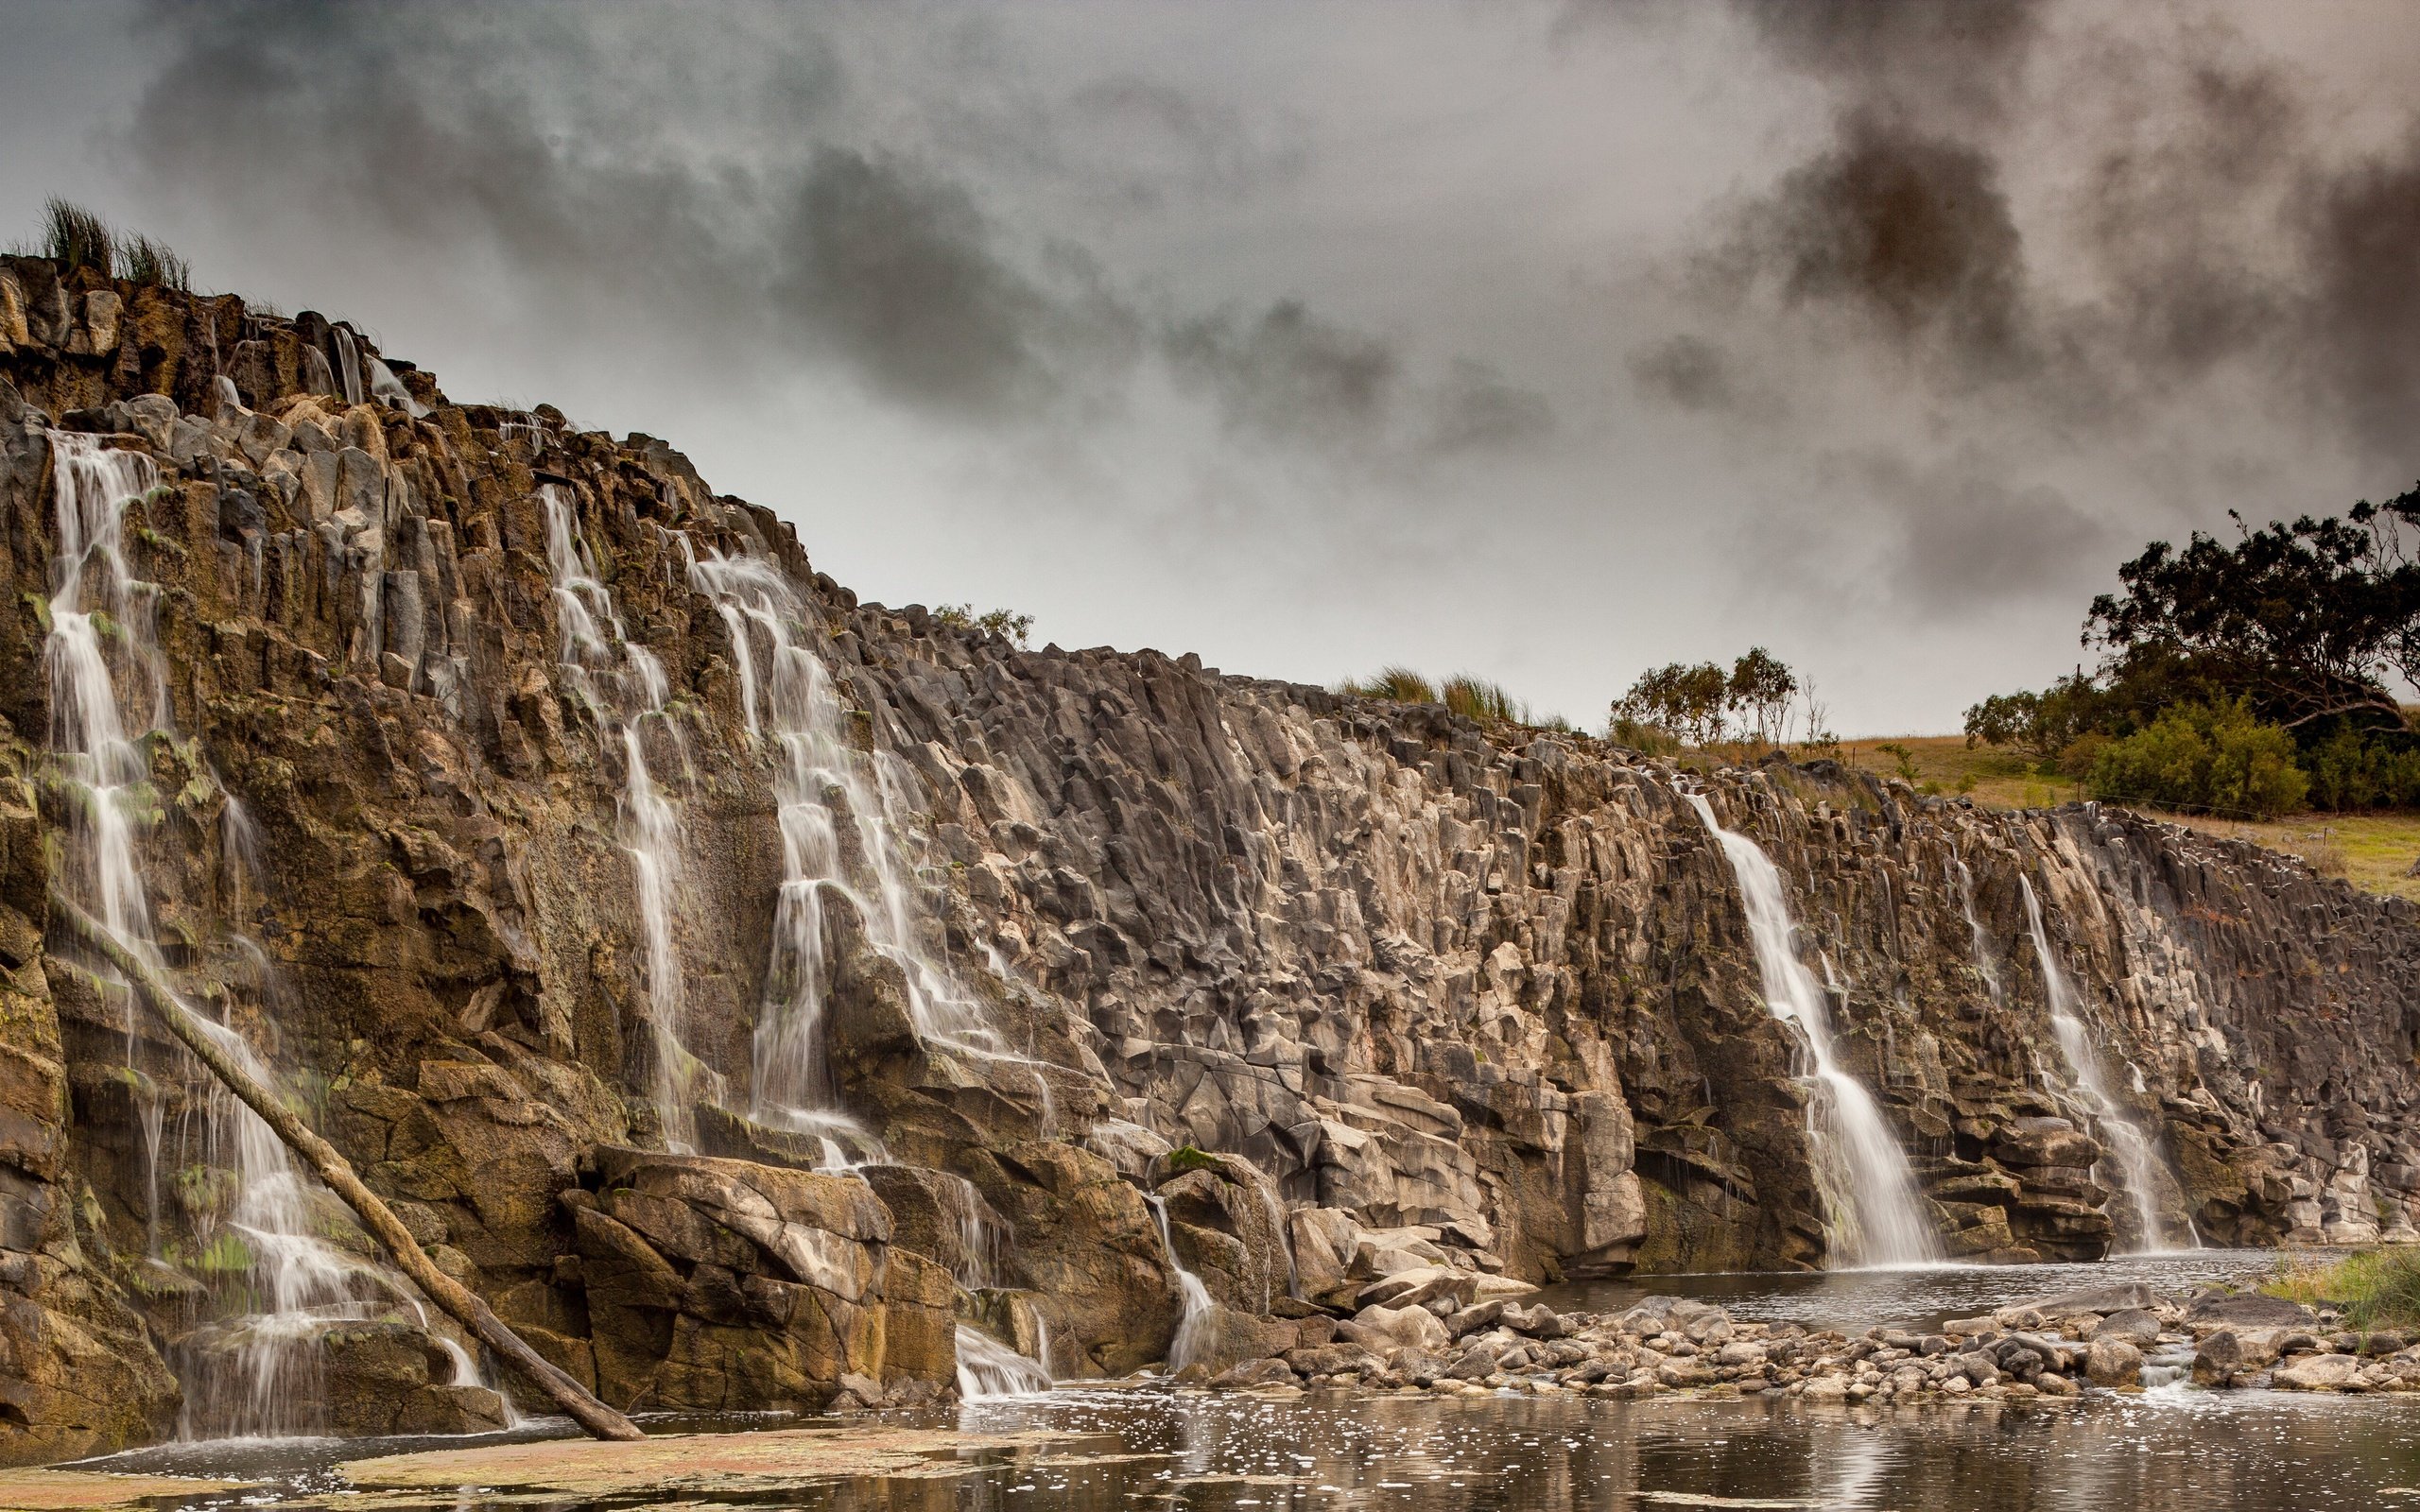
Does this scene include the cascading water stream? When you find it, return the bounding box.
[2019,875,2193,1253]
[675,532,1063,1391]
[683,542,1037,1160]
[1685,793,1939,1268]
[1149,1194,1217,1371]
[541,485,716,1150]
[43,433,485,1437]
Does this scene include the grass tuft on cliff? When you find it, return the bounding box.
[1340,666,1538,728]
[2265,1247,2420,1329]
[32,198,193,290]
[41,197,113,276]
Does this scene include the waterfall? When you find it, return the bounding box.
[43,433,478,1437]
[2019,876,2192,1253]
[541,485,715,1150]
[1148,1195,1217,1371]
[1685,794,1939,1268]
[682,542,1016,1158]
[956,1324,1053,1400]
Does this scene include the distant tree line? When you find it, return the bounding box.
[1608,646,1829,752]
[1965,488,2420,818]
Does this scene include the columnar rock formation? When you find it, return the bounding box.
[2,259,2416,1462]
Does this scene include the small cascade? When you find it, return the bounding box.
[1951,859,2005,1011]
[328,324,364,406]
[1685,794,1939,1268]
[2019,876,2191,1253]
[955,1324,1053,1400]
[541,485,715,1149]
[683,542,1022,1157]
[924,1172,1051,1395]
[42,433,472,1437]
[1148,1195,1217,1371]
[1254,1182,1300,1304]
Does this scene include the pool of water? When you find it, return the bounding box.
[63,1249,2407,1512]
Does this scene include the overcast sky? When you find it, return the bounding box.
[8,0,2420,734]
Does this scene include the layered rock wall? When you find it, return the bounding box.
[3,259,2416,1461]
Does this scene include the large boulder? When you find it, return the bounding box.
[567,1147,949,1412]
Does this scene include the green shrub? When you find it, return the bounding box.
[2300,723,2420,811]
[932,603,1032,648]
[2086,698,2308,818]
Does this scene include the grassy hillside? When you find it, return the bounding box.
[1829,735,2420,903]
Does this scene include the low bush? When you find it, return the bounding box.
[2086,698,2308,819]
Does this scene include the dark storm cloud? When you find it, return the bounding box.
[2071,52,2302,381]
[1631,0,2420,630]
[124,3,1134,422]
[1628,335,1737,414]
[2299,129,2420,466]
[119,1,1532,451]
[1714,111,2029,375]
[1164,301,1555,455]
[771,147,1138,419]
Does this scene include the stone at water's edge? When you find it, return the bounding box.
[4,258,2420,1461]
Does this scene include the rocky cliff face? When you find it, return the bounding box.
[2,260,2415,1463]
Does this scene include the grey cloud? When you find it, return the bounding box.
[122,4,1132,421]
[1824,448,2116,614]
[1165,299,1400,444]
[1628,335,1741,414]
[1425,361,1556,454]
[1732,0,2048,125]
[1164,303,1556,457]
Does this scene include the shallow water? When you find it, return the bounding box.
[64,1249,2411,1512]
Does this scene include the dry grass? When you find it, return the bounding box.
[2172,810,2420,902]
[2265,1248,2420,1328]
[1830,734,2087,810]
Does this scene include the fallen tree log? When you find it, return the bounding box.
[48,885,644,1443]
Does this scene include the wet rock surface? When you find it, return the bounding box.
[3,260,2420,1461]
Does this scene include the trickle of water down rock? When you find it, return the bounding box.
[6,260,2420,1465]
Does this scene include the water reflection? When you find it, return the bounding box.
[67,1383,2420,1511]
